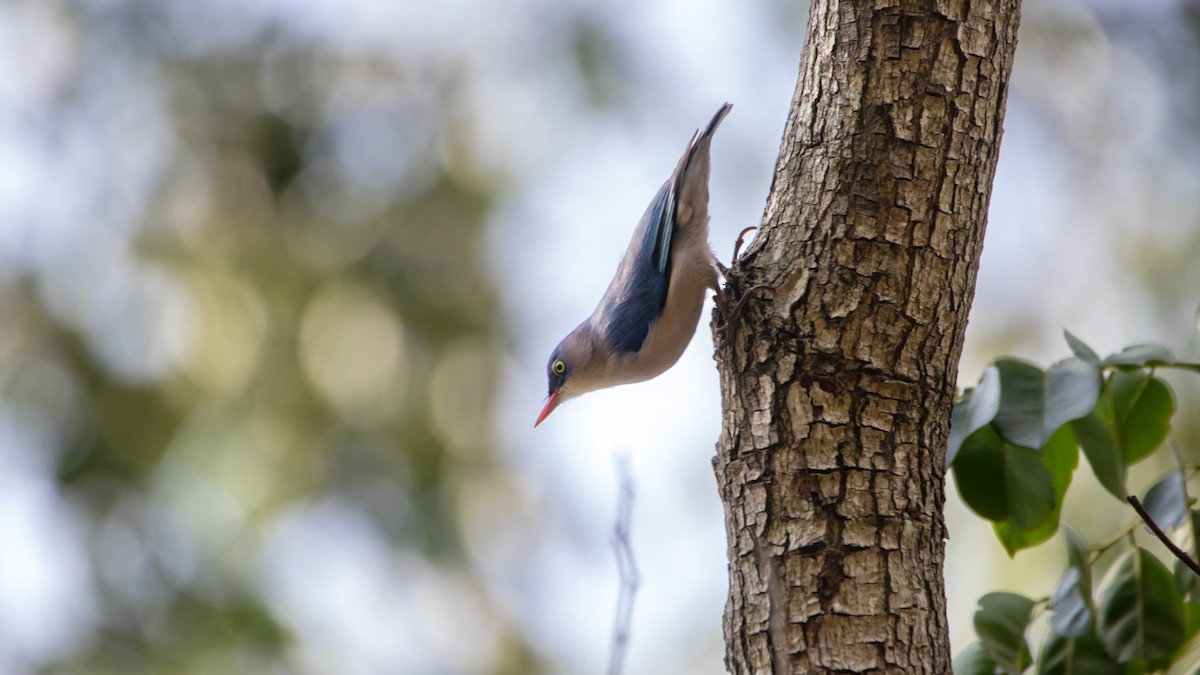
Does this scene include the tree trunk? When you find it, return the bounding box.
[712,0,1022,672]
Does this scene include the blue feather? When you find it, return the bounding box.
[655,185,675,275]
[601,181,674,354]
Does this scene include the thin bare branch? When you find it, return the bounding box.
[1127,494,1200,578]
[608,456,640,675]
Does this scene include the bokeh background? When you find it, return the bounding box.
[1,0,1198,673]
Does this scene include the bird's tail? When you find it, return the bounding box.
[670,103,732,227]
[680,103,732,168]
[699,102,733,143]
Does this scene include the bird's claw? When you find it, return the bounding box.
[713,226,767,348]
[717,226,758,280]
[715,282,774,342]
[732,226,758,264]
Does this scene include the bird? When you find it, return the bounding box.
[536,103,733,427]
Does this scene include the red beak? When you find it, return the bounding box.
[535,390,562,427]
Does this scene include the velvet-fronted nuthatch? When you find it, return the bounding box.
[537,103,733,426]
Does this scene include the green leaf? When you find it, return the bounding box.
[1070,408,1126,499]
[995,517,1058,559]
[1096,547,1186,661]
[1144,471,1190,531]
[1051,567,1092,638]
[1064,330,1101,364]
[1004,445,1056,530]
[954,641,1002,675]
[1176,510,1200,601]
[993,427,1079,555]
[954,426,1008,521]
[1186,602,1200,639]
[1111,372,1174,463]
[953,425,1055,528]
[948,367,1001,466]
[992,358,1100,450]
[1177,559,1200,603]
[975,591,1036,674]
[993,359,1048,449]
[1037,630,1123,675]
[1071,372,1175,499]
[1190,509,1200,564]
[1102,343,1176,368]
[1166,609,1200,675]
[1049,526,1096,642]
[1049,634,1129,674]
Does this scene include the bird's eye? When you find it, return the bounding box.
[552,360,566,375]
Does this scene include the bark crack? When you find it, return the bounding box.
[755,534,791,673]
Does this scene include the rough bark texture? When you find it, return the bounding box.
[711,0,1021,673]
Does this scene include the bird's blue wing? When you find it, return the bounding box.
[654,184,675,276]
[601,181,674,354]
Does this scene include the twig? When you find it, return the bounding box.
[1126,494,1200,578]
[1088,464,1200,565]
[608,456,640,675]
[1089,517,1142,564]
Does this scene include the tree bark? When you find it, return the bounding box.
[712,0,1021,672]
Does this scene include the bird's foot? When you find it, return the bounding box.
[714,282,774,341]
[731,226,758,264]
[713,227,768,347]
[716,226,759,279]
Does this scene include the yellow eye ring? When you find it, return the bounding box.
[552,360,566,375]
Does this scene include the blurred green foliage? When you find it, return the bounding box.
[0,0,613,672]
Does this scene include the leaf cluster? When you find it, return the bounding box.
[951,332,1200,673]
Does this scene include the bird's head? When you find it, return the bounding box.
[536,326,605,427]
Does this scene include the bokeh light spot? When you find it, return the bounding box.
[429,340,494,453]
[182,271,268,396]
[299,281,406,424]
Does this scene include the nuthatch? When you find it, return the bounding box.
[536,103,732,427]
